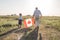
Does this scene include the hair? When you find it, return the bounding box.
[35,7,38,9]
[19,13,22,16]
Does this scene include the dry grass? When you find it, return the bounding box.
[0,16,60,40]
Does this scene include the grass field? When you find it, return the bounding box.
[0,16,60,40]
[0,16,18,35]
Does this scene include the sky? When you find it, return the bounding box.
[0,0,60,16]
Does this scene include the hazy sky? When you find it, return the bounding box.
[0,0,60,16]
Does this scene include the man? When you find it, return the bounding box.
[33,7,42,27]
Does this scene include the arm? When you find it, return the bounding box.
[39,10,42,18]
[40,13,42,18]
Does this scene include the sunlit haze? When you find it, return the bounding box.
[0,0,60,16]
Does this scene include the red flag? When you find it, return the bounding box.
[24,18,34,28]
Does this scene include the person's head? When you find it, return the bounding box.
[35,7,38,10]
[19,13,22,16]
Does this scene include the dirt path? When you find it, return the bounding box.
[0,24,60,40]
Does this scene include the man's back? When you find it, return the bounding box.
[33,9,41,19]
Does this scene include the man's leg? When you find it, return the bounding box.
[35,20,37,27]
[36,19,40,27]
[35,20,38,27]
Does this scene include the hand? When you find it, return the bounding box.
[40,15,42,18]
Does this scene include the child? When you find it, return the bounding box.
[18,13,23,28]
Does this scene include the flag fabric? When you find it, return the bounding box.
[24,18,34,28]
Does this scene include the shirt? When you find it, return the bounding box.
[33,9,41,19]
[19,16,23,20]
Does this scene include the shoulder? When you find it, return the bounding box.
[38,10,41,13]
[38,10,40,11]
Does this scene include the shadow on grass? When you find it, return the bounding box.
[0,27,42,40]
[19,27,42,40]
[39,33,42,40]
[14,28,32,33]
